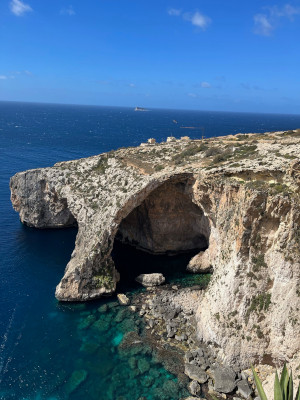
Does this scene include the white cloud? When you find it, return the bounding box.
[168,8,181,16]
[201,81,211,88]
[254,4,300,36]
[254,14,273,36]
[60,5,75,16]
[269,4,300,19]
[187,92,198,98]
[0,70,33,80]
[184,11,211,30]
[168,8,211,31]
[10,0,32,16]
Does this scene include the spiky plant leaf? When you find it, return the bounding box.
[295,383,300,400]
[251,365,268,400]
[275,371,283,400]
[288,371,293,400]
[280,364,289,400]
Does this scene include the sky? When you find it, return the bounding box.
[0,0,300,113]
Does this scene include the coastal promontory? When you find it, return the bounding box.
[10,130,300,373]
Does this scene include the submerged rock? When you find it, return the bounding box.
[135,273,165,287]
[65,369,87,394]
[137,358,150,374]
[77,314,96,330]
[92,318,111,333]
[79,341,99,355]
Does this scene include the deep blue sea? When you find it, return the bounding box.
[1,101,300,400]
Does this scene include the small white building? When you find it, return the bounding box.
[167,136,176,143]
[180,136,190,142]
[148,138,156,144]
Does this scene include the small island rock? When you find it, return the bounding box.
[135,273,165,287]
[117,293,130,306]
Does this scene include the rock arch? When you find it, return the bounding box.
[115,176,210,255]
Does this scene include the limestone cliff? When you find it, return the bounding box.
[10,129,300,371]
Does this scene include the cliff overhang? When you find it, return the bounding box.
[10,129,300,369]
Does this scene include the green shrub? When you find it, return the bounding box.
[94,158,108,174]
[252,254,268,272]
[269,183,291,196]
[205,147,222,157]
[172,143,207,164]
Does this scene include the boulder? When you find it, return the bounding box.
[184,364,208,383]
[188,380,201,396]
[212,365,237,393]
[117,293,130,306]
[237,379,252,398]
[187,250,212,273]
[135,273,165,287]
[183,397,202,400]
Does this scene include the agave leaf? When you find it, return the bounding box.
[280,364,289,400]
[295,383,300,400]
[275,371,283,400]
[287,371,293,400]
[251,365,268,400]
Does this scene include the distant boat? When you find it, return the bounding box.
[172,119,178,124]
[134,107,148,112]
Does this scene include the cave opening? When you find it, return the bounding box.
[111,178,211,291]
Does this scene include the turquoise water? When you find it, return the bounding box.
[1,101,300,399]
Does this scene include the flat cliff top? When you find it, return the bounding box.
[50,128,300,199]
[55,128,300,172]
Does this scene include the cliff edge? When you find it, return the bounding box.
[10,129,300,369]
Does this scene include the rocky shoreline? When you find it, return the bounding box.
[10,128,300,382]
[120,280,261,400]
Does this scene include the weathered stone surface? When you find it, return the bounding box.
[135,273,165,287]
[10,130,300,373]
[117,293,130,306]
[188,380,201,396]
[212,365,236,393]
[187,250,212,273]
[184,364,208,383]
[237,379,252,398]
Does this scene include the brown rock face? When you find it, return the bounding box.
[9,130,300,373]
[116,179,209,254]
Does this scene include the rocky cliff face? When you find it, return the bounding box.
[10,129,300,371]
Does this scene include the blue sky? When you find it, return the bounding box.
[0,0,300,113]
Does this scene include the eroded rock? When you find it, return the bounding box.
[135,273,165,287]
[10,130,300,372]
[187,250,212,273]
[184,364,208,384]
[117,293,130,306]
[212,365,237,393]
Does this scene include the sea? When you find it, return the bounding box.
[1,101,300,400]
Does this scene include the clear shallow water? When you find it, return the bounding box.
[1,101,300,399]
